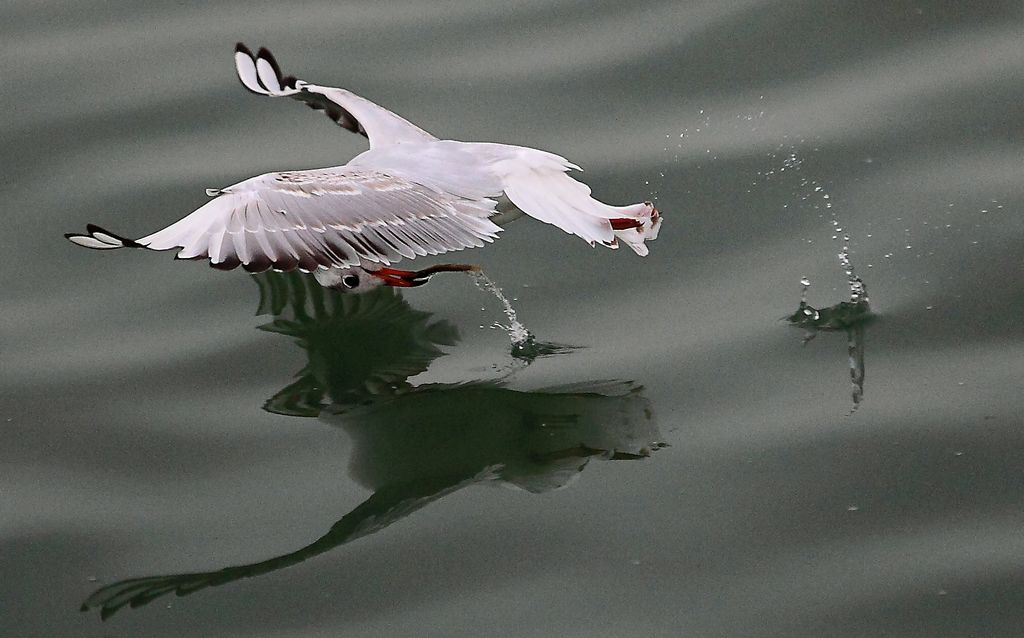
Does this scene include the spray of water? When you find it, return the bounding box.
[774,151,871,415]
[466,269,579,361]
[469,270,533,347]
[766,148,868,304]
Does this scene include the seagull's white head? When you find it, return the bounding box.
[312,263,477,293]
[313,267,387,293]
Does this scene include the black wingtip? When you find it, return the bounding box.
[85,223,144,248]
[256,47,284,83]
[235,42,252,56]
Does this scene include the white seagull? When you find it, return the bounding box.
[66,44,662,292]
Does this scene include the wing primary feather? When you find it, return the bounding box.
[322,231,357,265]
[230,225,250,264]
[412,217,454,251]
[66,234,121,250]
[65,224,145,250]
[337,228,386,262]
[432,215,480,247]
[361,225,403,261]
[208,229,228,264]
[234,44,266,95]
[388,222,431,256]
[256,48,284,84]
[211,255,241,271]
[255,57,282,92]
[252,221,279,262]
[371,225,416,259]
[294,221,339,263]
[243,252,272,273]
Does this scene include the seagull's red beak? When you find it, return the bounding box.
[370,267,431,287]
[369,264,480,287]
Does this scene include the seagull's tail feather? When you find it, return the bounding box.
[65,224,146,251]
[497,148,662,255]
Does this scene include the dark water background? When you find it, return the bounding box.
[3,1,1023,636]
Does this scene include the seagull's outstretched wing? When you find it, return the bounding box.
[65,168,501,273]
[234,43,436,149]
[81,470,490,620]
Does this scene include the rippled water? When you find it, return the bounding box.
[4,2,1024,636]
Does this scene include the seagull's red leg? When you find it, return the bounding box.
[610,218,644,230]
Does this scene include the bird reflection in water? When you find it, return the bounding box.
[82,272,663,619]
[788,277,873,412]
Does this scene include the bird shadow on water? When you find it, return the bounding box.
[80,272,663,620]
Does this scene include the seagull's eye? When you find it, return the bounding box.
[341,274,360,289]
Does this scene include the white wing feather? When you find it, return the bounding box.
[138,168,501,272]
[233,44,435,149]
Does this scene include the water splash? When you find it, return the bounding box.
[810,174,868,304]
[776,151,873,414]
[468,270,579,361]
[798,277,818,321]
[788,278,871,415]
[469,270,531,346]
[832,209,868,303]
[767,148,869,304]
